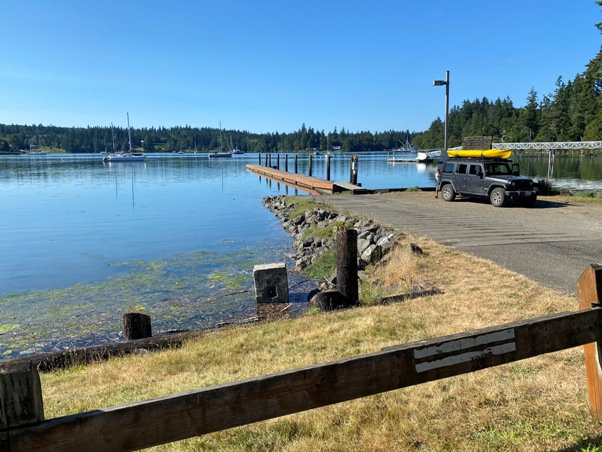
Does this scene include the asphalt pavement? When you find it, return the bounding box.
[315,192,602,295]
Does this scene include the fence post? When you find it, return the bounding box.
[123,313,152,340]
[578,264,602,420]
[336,228,358,305]
[0,365,44,448]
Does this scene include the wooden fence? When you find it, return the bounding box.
[2,264,602,451]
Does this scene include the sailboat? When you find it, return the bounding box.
[103,113,146,162]
[208,122,233,158]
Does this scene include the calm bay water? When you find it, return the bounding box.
[0,151,600,358]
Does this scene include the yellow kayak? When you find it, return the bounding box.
[447,149,512,159]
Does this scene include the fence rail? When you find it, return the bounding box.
[2,265,602,451]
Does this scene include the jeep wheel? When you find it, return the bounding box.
[441,184,455,202]
[490,187,506,207]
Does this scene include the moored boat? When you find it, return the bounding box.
[208,152,233,158]
[102,114,146,163]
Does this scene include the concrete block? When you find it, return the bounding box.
[253,262,289,303]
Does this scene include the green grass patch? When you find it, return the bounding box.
[300,219,347,241]
[405,186,421,192]
[300,250,336,280]
[284,197,323,220]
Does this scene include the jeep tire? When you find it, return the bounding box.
[441,183,456,202]
[490,187,506,207]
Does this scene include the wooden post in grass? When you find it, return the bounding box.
[336,228,358,305]
[326,154,331,180]
[123,313,152,341]
[308,154,313,177]
[578,264,602,419]
[0,365,44,449]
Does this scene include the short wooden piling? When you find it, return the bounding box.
[326,154,331,180]
[308,154,313,177]
[258,153,261,165]
[0,365,44,448]
[264,153,268,166]
[284,154,288,172]
[349,154,358,185]
[123,313,152,341]
[268,153,271,167]
[578,264,602,419]
[336,228,358,305]
[294,154,298,173]
[276,153,280,169]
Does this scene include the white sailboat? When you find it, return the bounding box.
[208,122,233,158]
[103,113,146,162]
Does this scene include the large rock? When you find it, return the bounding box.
[357,238,371,255]
[311,290,353,311]
[361,244,383,264]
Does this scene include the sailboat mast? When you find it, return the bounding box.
[111,123,116,152]
[127,112,133,153]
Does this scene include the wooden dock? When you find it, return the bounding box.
[246,164,366,194]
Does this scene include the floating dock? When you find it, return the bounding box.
[246,164,366,194]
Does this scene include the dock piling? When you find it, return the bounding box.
[349,154,358,185]
[308,154,313,177]
[326,154,331,180]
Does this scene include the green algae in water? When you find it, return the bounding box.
[0,243,304,359]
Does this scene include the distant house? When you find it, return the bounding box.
[332,145,342,151]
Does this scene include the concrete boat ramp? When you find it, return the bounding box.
[313,191,602,295]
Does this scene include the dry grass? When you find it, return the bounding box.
[39,233,602,451]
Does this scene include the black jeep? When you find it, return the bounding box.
[438,157,537,207]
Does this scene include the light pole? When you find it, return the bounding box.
[432,70,450,152]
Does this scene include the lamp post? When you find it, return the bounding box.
[432,70,450,152]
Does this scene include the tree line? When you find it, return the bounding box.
[0,122,415,154]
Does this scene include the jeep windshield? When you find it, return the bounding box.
[484,162,512,176]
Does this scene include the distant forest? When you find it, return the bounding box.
[1,6,600,154]
[0,123,415,154]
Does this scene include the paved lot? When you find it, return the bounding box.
[315,192,602,295]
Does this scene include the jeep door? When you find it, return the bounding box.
[455,163,467,192]
[465,164,484,195]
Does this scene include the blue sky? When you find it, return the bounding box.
[0,1,599,133]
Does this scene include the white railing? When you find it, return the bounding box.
[493,141,602,150]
